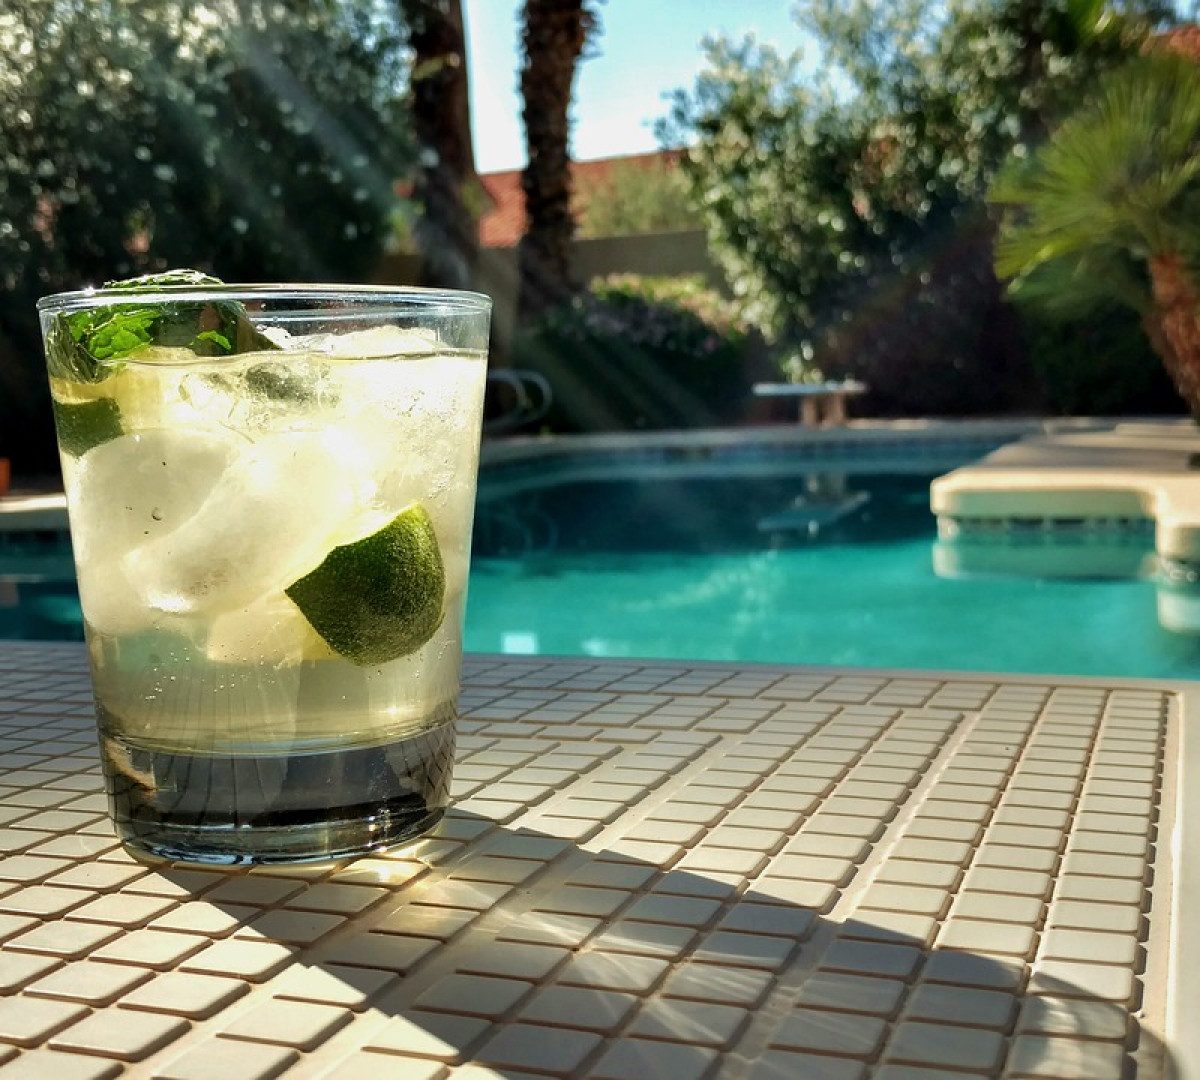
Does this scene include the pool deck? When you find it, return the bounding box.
[0,644,1196,1078]
[931,421,1200,565]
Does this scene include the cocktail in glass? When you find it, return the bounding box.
[38,278,491,863]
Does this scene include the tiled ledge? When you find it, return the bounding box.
[0,645,1194,1078]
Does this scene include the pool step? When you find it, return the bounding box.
[931,420,1200,565]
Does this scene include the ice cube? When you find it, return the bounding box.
[68,428,240,635]
[125,428,376,616]
[326,325,438,358]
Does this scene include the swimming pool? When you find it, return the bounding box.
[4,433,1198,679]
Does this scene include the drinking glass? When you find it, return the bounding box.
[38,284,491,863]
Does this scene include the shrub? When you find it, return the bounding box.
[513,274,763,431]
[1020,304,1186,416]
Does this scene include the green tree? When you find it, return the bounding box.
[994,51,1200,415]
[661,0,1186,414]
[576,157,702,238]
[0,0,410,471]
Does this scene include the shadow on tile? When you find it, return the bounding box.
[117,809,1172,1080]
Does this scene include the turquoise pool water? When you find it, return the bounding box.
[4,451,1198,679]
[465,466,1200,681]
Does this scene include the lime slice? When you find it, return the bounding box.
[285,504,446,666]
[51,396,123,457]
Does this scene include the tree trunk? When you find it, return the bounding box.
[1146,252,1200,418]
[400,0,478,290]
[517,0,595,322]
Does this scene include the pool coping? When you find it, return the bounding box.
[1,417,1103,536]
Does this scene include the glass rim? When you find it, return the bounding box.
[36,282,492,316]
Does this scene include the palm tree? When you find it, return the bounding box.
[400,0,479,290]
[517,0,597,322]
[993,51,1200,416]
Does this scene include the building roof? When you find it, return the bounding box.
[478,149,680,248]
[1153,24,1200,62]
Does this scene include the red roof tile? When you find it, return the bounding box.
[478,149,681,248]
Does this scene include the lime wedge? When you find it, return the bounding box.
[52,396,123,457]
[285,504,446,666]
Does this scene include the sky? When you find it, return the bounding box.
[462,0,815,174]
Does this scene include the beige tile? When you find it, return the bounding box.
[156,1036,298,1080]
[476,1022,600,1073]
[905,983,1014,1029]
[67,892,175,927]
[5,918,120,958]
[630,997,748,1047]
[1056,874,1144,905]
[520,985,637,1033]
[661,960,772,1007]
[180,938,296,982]
[1041,928,1138,966]
[557,950,667,994]
[884,1019,1005,1073]
[495,911,598,949]
[202,876,304,907]
[366,1011,489,1062]
[841,911,936,949]
[1006,1034,1125,1079]
[820,939,921,981]
[921,950,1024,991]
[0,886,89,918]
[858,883,949,918]
[221,997,352,1051]
[1030,959,1135,1003]
[768,854,854,886]
[50,1009,187,1060]
[589,1037,717,1080]
[0,1049,121,1080]
[318,1052,444,1080]
[119,971,249,1019]
[240,908,345,946]
[27,957,152,1005]
[93,927,209,969]
[592,919,697,960]
[794,973,905,1017]
[771,1008,885,1057]
[938,919,1036,957]
[1016,995,1129,1039]
[532,886,630,919]
[322,932,435,973]
[749,1049,865,1080]
[415,973,533,1018]
[456,940,568,981]
[286,882,388,915]
[0,995,87,1047]
[0,951,62,993]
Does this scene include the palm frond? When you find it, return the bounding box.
[992,51,1200,314]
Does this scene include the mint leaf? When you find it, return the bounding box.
[193,329,232,352]
[46,268,280,386]
[85,307,160,361]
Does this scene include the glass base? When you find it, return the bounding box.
[120,805,446,865]
[102,719,456,865]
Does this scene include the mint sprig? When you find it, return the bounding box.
[46,269,278,385]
